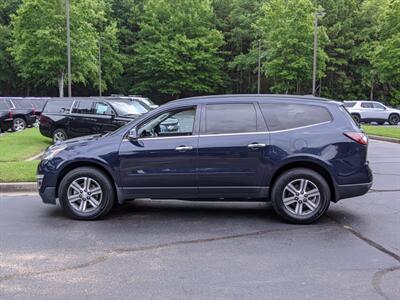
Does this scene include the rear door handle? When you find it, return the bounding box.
[248,143,266,149]
[175,146,193,152]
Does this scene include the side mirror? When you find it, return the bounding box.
[127,128,138,141]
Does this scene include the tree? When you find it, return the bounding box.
[0,0,22,96]
[370,0,400,105]
[316,0,361,100]
[131,0,225,100]
[10,0,114,97]
[213,0,263,93]
[353,0,389,101]
[256,0,328,94]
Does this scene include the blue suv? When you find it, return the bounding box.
[37,95,372,223]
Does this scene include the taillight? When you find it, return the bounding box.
[8,110,12,119]
[32,108,36,115]
[344,132,368,145]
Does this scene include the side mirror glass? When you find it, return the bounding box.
[127,128,138,141]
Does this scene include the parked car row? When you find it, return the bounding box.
[39,96,170,143]
[0,95,158,136]
[344,100,400,125]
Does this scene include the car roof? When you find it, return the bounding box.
[167,94,340,106]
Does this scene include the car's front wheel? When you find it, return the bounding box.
[58,167,115,220]
[271,168,330,224]
[388,114,400,125]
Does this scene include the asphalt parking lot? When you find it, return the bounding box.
[0,140,399,300]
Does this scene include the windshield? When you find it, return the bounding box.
[112,101,149,116]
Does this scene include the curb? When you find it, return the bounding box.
[0,182,37,193]
[369,135,400,144]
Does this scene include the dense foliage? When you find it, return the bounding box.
[0,0,399,104]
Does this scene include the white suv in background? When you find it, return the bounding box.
[344,100,400,125]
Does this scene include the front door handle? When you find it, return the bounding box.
[175,146,193,152]
[248,143,266,149]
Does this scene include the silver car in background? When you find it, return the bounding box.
[344,100,400,125]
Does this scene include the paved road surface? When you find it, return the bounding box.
[0,140,399,300]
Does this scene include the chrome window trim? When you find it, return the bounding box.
[122,120,331,142]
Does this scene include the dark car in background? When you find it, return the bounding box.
[37,95,372,223]
[0,99,13,132]
[27,97,50,116]
[0,98,36,131]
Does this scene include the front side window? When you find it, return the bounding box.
[94,102,114,115]
[373,102,385,109]
[260,103,332,131]
[113,101,149,117]
[138,107,196,138]
[72,101,94,114]
[205,104,257,134]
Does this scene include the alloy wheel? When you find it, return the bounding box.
[54,131,66,142]
[282,179,321,216]
[13,119,25,131]
[67,177,103,213]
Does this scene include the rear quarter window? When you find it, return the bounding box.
[0,100,10,109]
[260,103,332,131]
[343,102,356,108]
[43,100,73,114]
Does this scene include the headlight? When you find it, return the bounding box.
[42,145,67,161]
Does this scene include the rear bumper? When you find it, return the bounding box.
[336,182,373,201]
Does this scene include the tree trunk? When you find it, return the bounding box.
[370,83,374,100]
[58,72,64,97]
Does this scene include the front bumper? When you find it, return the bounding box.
[336,181,373,201]
[37,173,57,205]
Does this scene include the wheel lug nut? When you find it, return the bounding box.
[295,197,298,200]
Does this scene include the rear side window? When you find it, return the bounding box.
[361,102,373,108]
[43,100,73,114]
[12,99,33,109]
[260,103,332,131]
[72,101,94,114]
[343,102,356,108]
[205,104,256,134]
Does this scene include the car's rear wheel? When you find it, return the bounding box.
[12,118,26,131]
[53,128,68,143]
[388,114,399,125]
[58,167,115,220]
[271,168,330,224]
[351,114,361,124]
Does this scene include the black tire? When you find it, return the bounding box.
[271,168,331,224]
[351,114,361,124]
[12,117,26,132]
[58,167,115,220]
[388,114,400,125]
[377,122,385,125]
[53,128,68,143]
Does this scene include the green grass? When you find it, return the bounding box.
[362,125,400,139]
[0,128,51,162]
[0,128,51,182]
[0,161,39,182]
